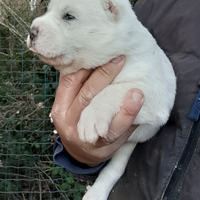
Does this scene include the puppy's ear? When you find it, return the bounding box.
[101,0,119,21]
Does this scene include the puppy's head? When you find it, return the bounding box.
[27,0,134,74]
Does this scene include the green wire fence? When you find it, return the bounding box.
[0,1,86,199]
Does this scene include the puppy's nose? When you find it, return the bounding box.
[29,27,39,41]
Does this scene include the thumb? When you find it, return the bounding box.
[103,88,144,144]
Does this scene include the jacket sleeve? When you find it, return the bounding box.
[53,135,109,181]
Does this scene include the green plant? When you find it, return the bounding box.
[0,1,86,199]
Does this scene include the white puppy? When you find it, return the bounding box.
[27,0,176,199]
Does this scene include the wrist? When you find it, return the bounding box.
[53,135,109,180]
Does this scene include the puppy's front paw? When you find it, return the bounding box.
[78,104,111,143]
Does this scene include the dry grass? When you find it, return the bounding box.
[0,0,48,46]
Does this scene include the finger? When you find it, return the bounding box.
[51,69,91,123]
[103,88,144,144]
[68,55,125,121]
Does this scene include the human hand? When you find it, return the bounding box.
[51,56,144,166]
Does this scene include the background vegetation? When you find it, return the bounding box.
[0,0,136,199]
[0,0,86,199]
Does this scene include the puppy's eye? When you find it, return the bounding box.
[64,13,75,20]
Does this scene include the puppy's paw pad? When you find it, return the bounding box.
[78,106,110,143]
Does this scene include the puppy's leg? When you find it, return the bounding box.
[78,83,134,143]
[77,82,165,144]
[82,124,159,200]
[83,141,137,200]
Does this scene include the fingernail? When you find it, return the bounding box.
[110,56,124,63]
[132,91,144,103]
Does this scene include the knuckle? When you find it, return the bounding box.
[62,74,77,88]
[78,86,95,106]
[120,105,138,119]
[50,109,58,120]
[51,105,65,123]
[98,65,112,78]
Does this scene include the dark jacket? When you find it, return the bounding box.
[109,0,200,200]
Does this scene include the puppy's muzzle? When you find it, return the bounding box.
[29,27,39,41]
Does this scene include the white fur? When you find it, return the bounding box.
[27,0,176,199]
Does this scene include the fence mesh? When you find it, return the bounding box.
[0,0,86,199]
